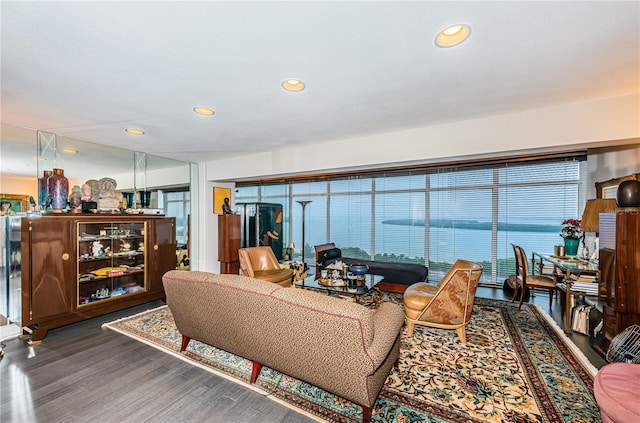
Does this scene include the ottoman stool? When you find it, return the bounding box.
[593,362,640,423]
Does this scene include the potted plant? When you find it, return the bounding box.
[560,219,581,256]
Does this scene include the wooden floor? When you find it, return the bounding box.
[477,286,608,369]
[0,287,606,423]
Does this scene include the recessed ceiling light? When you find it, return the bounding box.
[281,79,305,92]
[443,25,463,36]
[62,148,78,154]
[435,24,471,48]
[125,128,145,135]
[193,107,215,116]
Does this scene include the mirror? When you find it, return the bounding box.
[1,123,191,203]
[595,173,640,199]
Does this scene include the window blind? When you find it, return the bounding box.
[235,156,585,283]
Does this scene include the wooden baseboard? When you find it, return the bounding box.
[378,282,408,294]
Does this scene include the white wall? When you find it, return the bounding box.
[198,94,640,271]
[206,94,639,181]
[586,145,640,198]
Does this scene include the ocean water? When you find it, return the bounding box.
[310,219,563,264]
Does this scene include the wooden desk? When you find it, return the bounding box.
[532,253,599,333]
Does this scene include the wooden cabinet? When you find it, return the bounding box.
[598,211,640,353]
[22,215,176,343]
[218,214,240,274]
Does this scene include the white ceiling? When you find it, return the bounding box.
[2,1,639,177]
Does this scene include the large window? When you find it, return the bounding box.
[236,158,585,284]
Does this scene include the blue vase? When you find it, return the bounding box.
[564,237,579,256]
[38,170,52,208]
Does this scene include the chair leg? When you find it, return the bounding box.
[456,327,466,343]
[362,405,371,423]
[518,285,525,310]
[250,361,263,383]
[406,320,415,337]
[511,283,519,303]
[548,290,553,310]
[180,335,191,352]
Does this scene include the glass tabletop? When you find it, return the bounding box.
[534,253,599,272]
[295,274,384,295]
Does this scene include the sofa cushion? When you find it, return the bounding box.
[253,268,293,285]
[317,247,342,265]
[403,282,438,319]
[324,256,428,285]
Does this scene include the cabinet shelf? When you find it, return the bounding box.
[21,214,176,343]
[79,235,143,240]
[78,288,145,306]
[77,220,147,308]
[79,251,143,262]
[79,270,144,283]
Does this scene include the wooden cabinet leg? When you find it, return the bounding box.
[27,327,47,345]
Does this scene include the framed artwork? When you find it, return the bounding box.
[0,194,30,215]
[212,187,231,214]
[595,173,640,199]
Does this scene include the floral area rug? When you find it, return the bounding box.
[103,293,600,423]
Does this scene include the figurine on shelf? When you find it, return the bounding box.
[97,177,120,210]
[92,240,104,258]
[69,185,82,213]
[82,179,100,202]
[222,197,234,214]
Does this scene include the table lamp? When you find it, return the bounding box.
[580,198,619,259]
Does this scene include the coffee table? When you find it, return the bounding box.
[294,274,384,307]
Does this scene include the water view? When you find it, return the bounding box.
[300,216,565,284]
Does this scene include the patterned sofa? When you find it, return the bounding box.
[162,270,405,423]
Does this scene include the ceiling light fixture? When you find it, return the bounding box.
[281,79,305,92]
[125,128,145,135]
[435,23,471,48]
[193,107,215,116]
[62,148,78,154]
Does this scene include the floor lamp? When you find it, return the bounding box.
[297,200,312,265]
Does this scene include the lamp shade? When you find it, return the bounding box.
[580,199,619,232]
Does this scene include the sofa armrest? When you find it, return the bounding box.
[367,302,405,368]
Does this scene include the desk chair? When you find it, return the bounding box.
[512,244,559,310]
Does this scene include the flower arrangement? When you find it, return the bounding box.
[560,219,581,239]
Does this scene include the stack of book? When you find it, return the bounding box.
[568,274,598,295]
[571,303,601,336]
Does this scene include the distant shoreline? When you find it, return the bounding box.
[382,218,559,233]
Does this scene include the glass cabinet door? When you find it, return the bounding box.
[77,221,147,306]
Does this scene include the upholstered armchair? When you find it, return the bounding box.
[238,246,294,287]
[403,259,483,343]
